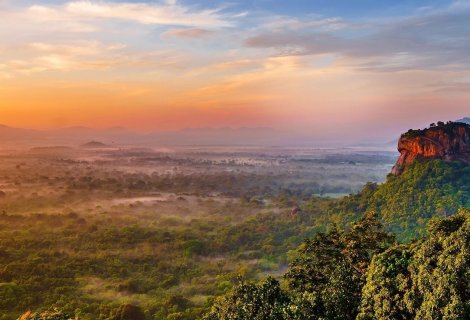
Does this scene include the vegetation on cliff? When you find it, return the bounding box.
[401,120,467,138]
[330,160,470,241]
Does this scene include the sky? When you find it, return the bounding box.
[0,0,469,141]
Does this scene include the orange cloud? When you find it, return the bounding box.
[162,28,213,39]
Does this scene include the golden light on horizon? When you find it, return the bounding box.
[0,0,468,138]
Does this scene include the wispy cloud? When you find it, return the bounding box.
[450,0,470,9]
[1,41,125,74]
[0,0,469,133]
[0,63,11,80]
[0,40,186,75]
[244,7,470,72]
[0,1,234,76]
[0,4,97,33]
[0,0,235,36]
[258,15,351,32]
[28,1,233,28]
[162,28,214,38]
[28,41,125,56]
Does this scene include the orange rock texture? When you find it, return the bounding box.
[391,122,470,175]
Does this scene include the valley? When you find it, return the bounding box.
[0,145,395,319]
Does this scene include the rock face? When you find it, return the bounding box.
[391,122,470,175]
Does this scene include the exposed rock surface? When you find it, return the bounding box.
[391,122,470,175]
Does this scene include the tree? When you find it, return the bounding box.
[411,210,469,319]
[110,304,145,320]
[358,210,469,320]
[343,211,396,274]
[357,245,414,320]
[204,277,291,320]
[166,295,193,312]
[332,160,470,241]
[284,212,394,319]
[18,309,75,320]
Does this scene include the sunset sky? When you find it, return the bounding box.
[1,0,470,140]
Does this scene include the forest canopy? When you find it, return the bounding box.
[1,150,469,319]
[205,210,470,320]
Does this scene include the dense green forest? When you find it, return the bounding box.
[204,159,470,320]
[2,159,470,319]
[328,160,470,241]
[205,209,469,320]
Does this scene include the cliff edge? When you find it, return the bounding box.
[391,121,470,175]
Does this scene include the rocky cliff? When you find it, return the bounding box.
[391,122,470,175]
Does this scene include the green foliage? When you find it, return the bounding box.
[204,277,291,320]
[206,211,469,320]
[332,160,470,241]
[402,121,467,139]
[182,240,206,257]
[206,213,394,320]
[109,304,144,320]
[358,209,470,320]
[356,246,413,320]
[166,295,193,313]
[17,309,74,320]
[2,148,469,320]
[0,199,318,320]
[411,210,469,319]
[284,212,394,320]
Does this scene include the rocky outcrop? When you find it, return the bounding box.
[391,122,470,175]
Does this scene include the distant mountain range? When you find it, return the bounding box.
[457,117,470,124]
[0,124,299,147]
[0,117,468,148]
[0,124,40,139]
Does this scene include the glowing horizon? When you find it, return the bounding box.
[1,0,470,139]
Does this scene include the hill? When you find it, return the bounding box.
[457,116,470,124]
[79,141,110,148]
[329,121,470,240]
[0,124,43,145]
[331,160,470,240]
